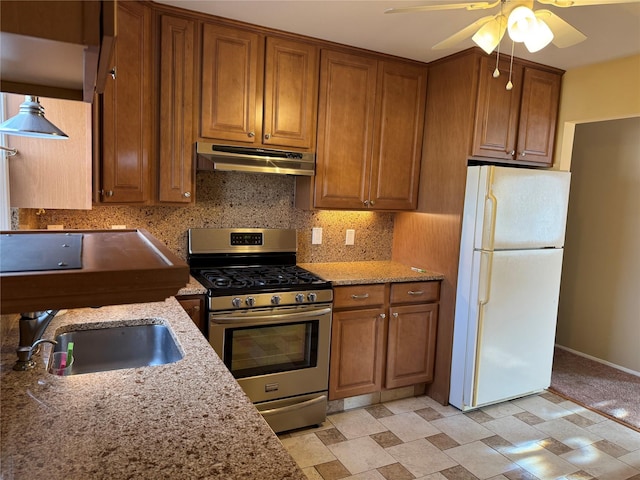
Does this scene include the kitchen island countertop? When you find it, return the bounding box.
[0,298,304,480]
[299,260,444,285]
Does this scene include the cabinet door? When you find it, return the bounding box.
[315,50,378,209]
[158,14,195,203]
[329,308,386,400]
[369,61,427,210]
[100,1,152,203]
[263,37,318,149]
[386,303,438,389]
[515,67,561,166]
[471,57,524,161]
[177,295,205,334]
[200,23,261,144]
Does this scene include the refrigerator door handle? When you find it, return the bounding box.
[478,251,493,306]
[482,170,498,251]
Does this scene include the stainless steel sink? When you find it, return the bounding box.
[49,324,183,375]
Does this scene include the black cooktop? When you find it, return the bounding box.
[191,264,331,296]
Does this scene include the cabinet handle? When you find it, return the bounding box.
[392,312,399,318]
[247,131,255,138]
[351,293,370,300]
[408,290,424,296]
[508,150,515,156]
[193,306,200,311]
[264,133,271,140]
[100,190,114,197]
[379,313,386,319]
[110,67,116,80]
[520,151,526,157]
[370,200,375,206]
[363,200,369,206]
[183,192,191,198]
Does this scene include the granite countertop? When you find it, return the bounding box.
[299,260,444,285]
[177,275,208,296]
[0,298,304,480]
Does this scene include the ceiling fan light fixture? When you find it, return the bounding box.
[507,5,536,43]
[472,14,507,54]
[524,17,554,52]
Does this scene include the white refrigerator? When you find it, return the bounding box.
[449,165,571,411]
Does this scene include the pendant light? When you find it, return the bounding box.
[0,96,68,139]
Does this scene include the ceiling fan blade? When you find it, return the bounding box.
[536,0,640,7]
[385,1,500,14]
[432,15,497,49]
[534,10,587,47]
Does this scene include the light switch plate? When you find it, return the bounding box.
[312,227,323,245]
[345,229,355,245]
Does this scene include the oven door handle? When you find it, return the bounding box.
[210,307,332,324]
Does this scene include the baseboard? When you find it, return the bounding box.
[555,344,640,378]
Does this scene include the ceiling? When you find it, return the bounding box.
[155,0,640,70]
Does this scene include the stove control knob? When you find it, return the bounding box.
[295,293,305,303]
[232,297,242,308]
[307,292,317,302]
[271,295,281,305]
[245,296,256,307]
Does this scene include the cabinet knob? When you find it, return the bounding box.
[109,67,117,80]
[393,312,399,318]
[370,200,375,206]
[520,151,526,157]
[264,133,271,140]
[363,200,369,206]
[379,313,386,319]
[183,192,191,198]
[247,131,255,138]
[508,150,515,156]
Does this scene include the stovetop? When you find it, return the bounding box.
[191,264,331,297]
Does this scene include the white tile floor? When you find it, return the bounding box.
[278,391,640,480]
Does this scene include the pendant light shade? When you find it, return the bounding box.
[472,14,507,55]
[525,17,554,52]
[0,96,68,139]
[507,6,537,43]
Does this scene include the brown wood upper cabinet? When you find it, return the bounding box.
[95,3,196,205]
[304,49,427,211]
[200,24,319,151]
[98,0,153,204]
[472,55,561,167]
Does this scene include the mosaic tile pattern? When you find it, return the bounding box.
[15,171,395,262]
[279,392,640,480]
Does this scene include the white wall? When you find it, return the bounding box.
[556,117,640,372]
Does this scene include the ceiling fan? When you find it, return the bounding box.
[385,0,639,54]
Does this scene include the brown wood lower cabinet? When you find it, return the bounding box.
[176,295,205,334]
[329,281,440,400]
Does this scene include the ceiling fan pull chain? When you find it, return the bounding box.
[506,39,515,90]
[493,0,505,78]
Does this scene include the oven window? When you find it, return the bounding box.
[223,320,319,379]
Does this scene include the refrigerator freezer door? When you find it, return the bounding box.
[473,166,571,251]
[467,248,564,409]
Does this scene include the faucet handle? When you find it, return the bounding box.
[13,339,57,371]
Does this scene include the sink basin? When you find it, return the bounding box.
[49,324,183,375]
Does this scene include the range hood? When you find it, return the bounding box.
[196,143,315,176]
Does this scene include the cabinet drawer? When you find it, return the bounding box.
[390,281,439,304]
[333,284,386,309]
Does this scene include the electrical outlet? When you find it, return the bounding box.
[312,227,323,245]
[345,229,355,245]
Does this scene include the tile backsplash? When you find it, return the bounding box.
[16,171,394,263]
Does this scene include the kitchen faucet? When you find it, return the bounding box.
[14,310,59,371]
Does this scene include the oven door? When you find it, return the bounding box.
[208,305,331,404]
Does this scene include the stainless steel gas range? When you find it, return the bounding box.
[187,228,333,433]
